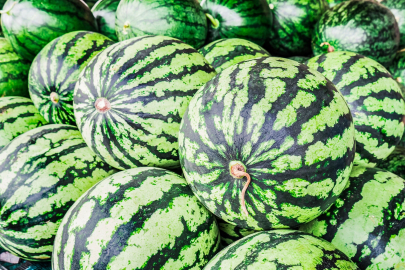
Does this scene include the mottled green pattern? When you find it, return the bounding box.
[52,168,220,270]
[288,55,311,63]
[91,0,120,41]
[115,0,207,48]
[217,219,257,247]
[1,0,97,60]
[0,124,117,261]
[198,38,270,73]
[74,35,216,170]
[301,167,405,269]
[29,31,113,126]
[307,51,405,167]
[204,230,358,269]
[312,0,399,67]
[381,0,405,48]
[377,146,405,178]
[0,96,47,150]
[179,57,355,230]
[388,49,405,88]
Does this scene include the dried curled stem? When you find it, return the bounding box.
[320,42,335,53]
[231,164,251,216]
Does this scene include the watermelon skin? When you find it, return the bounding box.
[0,96,47,150]
[0,0,7,37]
[179,57,356,230]
[74,35,216,170]
[217,219,257,247]
[0,124,117,261]
[380,0,405,48]
[388,49,405,87]
[198,38,270,73]
[288,55,311,63]
[1,0,97,61]
[115,0,207,49]
[301,166,405,269]
[204,230,358,269]
[91,0,120,42]
[376,146,405,178]
[312,0,399,67]
[306,51,405,167]
[28,31,113,126]
[52,167,220,270]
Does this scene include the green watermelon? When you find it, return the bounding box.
[312,0,399,67]
[179,57,356,230]
[115,0,207,49]
[0,247,51,269]
[389,49,405,86]
[1,0,97,61]
[380,0,405,48]
[376,146,405,178]
[217,219,257,247]
[29,31,113,126]
[266,0,328,57]
[0,38,31,97]
[91,0,120,42]
[204,230,358,269]
[288,55,311,63]
[0,96,47,150]
[198,38,270,73]
[301,166,405,269]
[0,124,117,261]
[74,35,216,170]
[52,167,220,269]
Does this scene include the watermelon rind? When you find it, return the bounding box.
[91,0,120,42]
[380,0,405,48]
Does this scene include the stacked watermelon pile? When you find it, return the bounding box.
[0,0,404,269]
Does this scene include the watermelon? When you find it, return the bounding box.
[301,166,405,269]
[266,0,328,57]
[201,0,271,46]
[0,124,117,261]
[1,0,97,61]
[0,247,51,270]
[29,31,113,126]
[388,49,405,86]
[91,0,120,41]
[74,35,216,170]
[115,0,207,49]
[288,55,311,63]
[380,0,405,48]
[179,57,356,230]
[325,0,344,7]
[217,219,257,247]
[0,96,47,150]
[198,38,270,73]
[52,167,220,269]
[204,230,358,269]
[312,0,399,67]
[376,146,405,178]
[0,38,31,98]
[0,0,7,37]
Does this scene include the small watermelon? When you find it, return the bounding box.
[389,49,405,86]
[29,31,113,126]
[0,124,117,261]
[377,146,405,178]
[52,167,220,269]
[91,0,120,41]
[301,166,405,269]
[288,55,311,63]
[217,219,257,247]
[380,0,405,48]
[198,38,270,73]
[179,57,356,230]
[204,230,358,269]
[0,96,47,150]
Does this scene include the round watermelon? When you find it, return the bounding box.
[312,0,399,67]
[301,166,405,269]
[1,0,97,61]
[380,0,405,48]
[52,167,220,269]
[377,146,405,178]
[91,0,120,41]
[29,31,113,126]
[217,219,257,247]
[179,57,356,230]
[74,35,216,170]
[388,49,405,86]
[0,124,117,261]
[198,38,270,73]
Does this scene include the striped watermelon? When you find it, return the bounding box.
[0,96,47,150]
[389,49,405,86]
[307,51,405,167]
[29,31,113,126]
[0,38,31,98]
[217,219,256,247]
[91,0,120,41]
[288,55,311,63]
[301,166,405,269]
[1,0,97,61]
[204,230,358,269]
[380,0,405,48]
[198,38,270,73]
[52,167,220,269]
[74,35,216,170]
[115,0,207,49]
[377,146,405,178]
[312,0,399,67]
[0,124,117,261]
[179,57,356,230]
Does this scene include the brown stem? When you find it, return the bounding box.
[230,163,251,216]
[320,42,335,53]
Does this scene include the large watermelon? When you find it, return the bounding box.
[204,230,358,269]
[52,167,220,269]
[198,38,270,73]
[179,57,356,230]
[91,0,120,41]
[74,35,216,170]
[29,31,113,126]
[389,49,405,86]
[376,146,405,178]
[380,0,405,48]
[217,219,257,247]
[301,166,405,269]
[0,96,47,150]
[115,0,207,49]
[1,0,97,61]
[0,124,117,261]
[312,0,399,67]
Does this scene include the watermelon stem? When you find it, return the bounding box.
[230,163,251,216]
[205,14,220,29]
[95,98,111,113]
[50,92,59,104]
[320,42,335,53]
[0,2,16,15]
